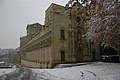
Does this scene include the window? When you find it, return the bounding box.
[77,31,81,43]
[61,51,65,61]
[60,30,65,39]
[76,16,81,23]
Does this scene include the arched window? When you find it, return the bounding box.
[77,31,81,43]
[60,30,65,39]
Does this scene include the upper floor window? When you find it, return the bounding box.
[60,30,65,39]
[76,16,81,23]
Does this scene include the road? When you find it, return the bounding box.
[0,67,36,80]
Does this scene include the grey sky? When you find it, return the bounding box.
[0,0,68,49]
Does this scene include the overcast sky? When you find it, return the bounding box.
[0,0,68,49]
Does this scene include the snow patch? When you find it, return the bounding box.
[0,68,16,76]
[32,62,120,80]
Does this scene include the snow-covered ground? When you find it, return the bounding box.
[0,68,16,76]
[0,61,17,76]
[32,62,120,80]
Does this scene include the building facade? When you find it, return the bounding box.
[20,3,100,68]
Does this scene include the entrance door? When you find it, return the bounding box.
[61,51,65,61]
[76,49,83,62]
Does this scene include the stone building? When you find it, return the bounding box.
[20,3,100,68]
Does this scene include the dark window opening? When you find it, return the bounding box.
[76,16,81,23]
[77,31,81,43]
[60,30,65,39]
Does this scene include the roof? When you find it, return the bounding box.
[26,23,42,30]
[45,3,65,12]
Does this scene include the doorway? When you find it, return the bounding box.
[61,51,65,61]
